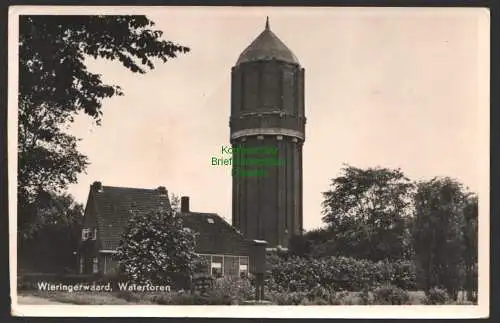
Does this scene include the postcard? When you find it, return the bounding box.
[9,5,490,318]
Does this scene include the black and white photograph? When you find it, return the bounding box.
[9,6,489,318]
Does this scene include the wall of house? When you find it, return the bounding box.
[198,254,249,278]
[101,254,118,275]
[78,190,100,275]
[89,252,248,279]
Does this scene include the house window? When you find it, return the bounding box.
[239,256,249,278]
[79,256,84,274]
[223,255,239,277]
[81,228,90,241]
[211,255,223,278]
[92,257,99,274]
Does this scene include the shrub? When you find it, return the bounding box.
[307,285,332,301]
[115,209,198,286]
[332,291,355,305]
[265,254,417,293]
[300,297,330,305]
[391,260,418,290]
[358,287,372,305]
[424,287,450,305]
[115,290,141,303]
[208,276,254,303]
[265,291,309,305]
[144,293,173,305]
[372,285,411,305]
[170,293,203,305]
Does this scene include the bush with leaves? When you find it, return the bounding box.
[115,208,198,287]
[264,291,309,305]
[372,285,411,305]
[207,276,255,304]
[424,287,450,305]
[412,177,475,300]
[321,165,415,261]
[265,254,417,293]
[18,193,84,272]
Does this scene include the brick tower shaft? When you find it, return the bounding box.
[230,19,305,247]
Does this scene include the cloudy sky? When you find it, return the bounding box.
[61,7,488,230]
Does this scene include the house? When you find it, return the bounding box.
[78,181,253,279]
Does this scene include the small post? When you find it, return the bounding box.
[250,239,268,302]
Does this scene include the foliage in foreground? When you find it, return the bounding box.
[265,253,417,293]
[17,193,83,273]
[413,177,478,300]
[320,165,415,262]
[18,15,189,237]
[115,208,199,287]
[27,277,473,305]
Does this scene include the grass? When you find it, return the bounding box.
[17,290,475,305]
[18,290,151,305]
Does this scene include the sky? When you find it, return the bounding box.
[63,7,488,230]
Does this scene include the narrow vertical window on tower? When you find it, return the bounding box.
[243,68,259,111]
[232,68,242,115]
[298,68,305,118]
[262,62,279,109]
[282,67,295,114]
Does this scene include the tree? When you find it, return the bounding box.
[462,194,478,302]
[288,228,331,258]
[18,193,84,273]
[288,233,312,258]
[412,177,469,300]
[321,165,414,261]
[116,208,199,288]
[18,15,190,235]
[170,193,181,213]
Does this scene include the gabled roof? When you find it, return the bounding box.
[86,183,251,256]
[91,185,171,250]
[236,17,299,66]
[181,212,251,256]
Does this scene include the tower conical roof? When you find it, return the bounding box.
[236,17,299,66]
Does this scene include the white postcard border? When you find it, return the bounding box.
[8,5,490,318]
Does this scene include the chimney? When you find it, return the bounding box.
[91,181,103,192]
[181,196,190,213]
[157,186,168,196]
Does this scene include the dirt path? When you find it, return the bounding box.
[16,295,69,305]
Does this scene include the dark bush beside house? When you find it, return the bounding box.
[77,182,253,287]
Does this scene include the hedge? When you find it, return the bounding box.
[265,254,417,292]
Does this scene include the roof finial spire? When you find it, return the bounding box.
[265,16,270,30]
